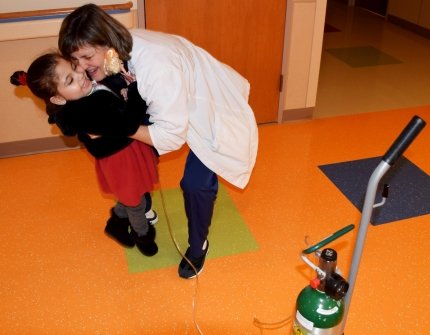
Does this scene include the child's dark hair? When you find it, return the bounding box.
[59,4,133,61]
[10,53,62,104]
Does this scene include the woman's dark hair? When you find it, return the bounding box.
[59,3,133,61]
[10,53,61,102]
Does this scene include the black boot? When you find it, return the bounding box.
[131,226,158,256]
[104,209,135,247]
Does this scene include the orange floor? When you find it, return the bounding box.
[1,107,430,334]
[2,2,430,334]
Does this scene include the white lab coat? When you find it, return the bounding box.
[130,29,258,189]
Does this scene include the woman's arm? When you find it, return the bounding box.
[130,125,153,146]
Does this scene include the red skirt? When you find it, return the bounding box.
[95,141,159,206]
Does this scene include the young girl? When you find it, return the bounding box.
[11,53,159,256]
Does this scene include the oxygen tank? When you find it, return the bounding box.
[292,248,348,335]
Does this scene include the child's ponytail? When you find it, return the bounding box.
[10,53,61,103]
[10,71,28,87]
[10,53,63,116]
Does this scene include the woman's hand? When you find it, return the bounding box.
[130,125,153,146]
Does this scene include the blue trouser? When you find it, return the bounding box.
[180,150,218,257]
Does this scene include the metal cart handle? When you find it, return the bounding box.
[341,115,426,334]
[383,115,426,166]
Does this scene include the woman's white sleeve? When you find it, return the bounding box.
[137,68,189,155]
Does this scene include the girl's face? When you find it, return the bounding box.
[54,58,93,102]
[70,45,109,82]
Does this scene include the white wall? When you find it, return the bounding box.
[388,0,422,23]
[0,1,138,147]
[0,1,137,41]
[388,0,430,30]
[0,0,137,13]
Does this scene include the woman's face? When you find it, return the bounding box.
[55,58,93,101]
[70,45,109,82]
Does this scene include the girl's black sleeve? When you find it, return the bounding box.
[78,132,133,158]
[66,88,147,136]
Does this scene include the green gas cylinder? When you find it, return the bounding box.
[292,285,344,335]
[291,226,354,335]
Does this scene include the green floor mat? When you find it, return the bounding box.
[125,184,259,273]
[326,46,402,67]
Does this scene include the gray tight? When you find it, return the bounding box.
[113,195,148,236]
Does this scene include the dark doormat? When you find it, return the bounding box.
[319,156,430,225]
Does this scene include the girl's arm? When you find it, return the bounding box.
[81,89,145,136]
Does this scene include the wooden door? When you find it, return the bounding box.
[144,0,287,124]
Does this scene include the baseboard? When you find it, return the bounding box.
[0,136,81,158]
[387,15,430,40]
[281,107,314,122]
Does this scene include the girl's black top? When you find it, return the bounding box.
[48,81,149,158]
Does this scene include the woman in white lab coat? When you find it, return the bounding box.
[59,4,258,279]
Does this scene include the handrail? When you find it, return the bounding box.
[0,2,133,20]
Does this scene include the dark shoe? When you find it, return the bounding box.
[145,224,156,240]
[131,226,158,256]
[145,209,158,226]
[104,209,135,247]
[178,240,209,279]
